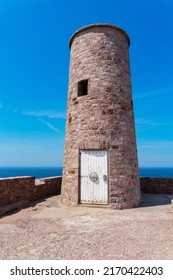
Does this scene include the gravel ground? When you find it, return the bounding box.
[0,193,173,260]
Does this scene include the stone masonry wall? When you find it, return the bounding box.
[0,176,62,216]
[62,24,141,209]
[140,177,173,194]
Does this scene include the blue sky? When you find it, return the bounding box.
[0,0,172,167]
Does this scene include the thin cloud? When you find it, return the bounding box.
[23,109,66,119]
[136,118,173,127]
[138,140,173,149]
[135,118,152,125]
[39,119,62,133]
[134,86,173,101]
[49,112,66,119]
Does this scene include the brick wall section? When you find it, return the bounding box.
[140,177,173,194]
[0,176,62,215]
[0,177,34,206]
[34,177,62,200]
[62,24,141,209]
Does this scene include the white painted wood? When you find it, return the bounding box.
[80,150,108,204]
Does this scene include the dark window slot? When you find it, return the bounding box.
[78,79,88,97]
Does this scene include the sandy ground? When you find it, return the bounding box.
[0,193,173,260]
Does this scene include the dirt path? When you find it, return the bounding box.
[0,194,173,260]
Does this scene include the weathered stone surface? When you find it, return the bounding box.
[140,177,173,194]
[61,24,141,209]
[0,176,62,215]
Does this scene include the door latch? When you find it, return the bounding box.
[103,175,108,182]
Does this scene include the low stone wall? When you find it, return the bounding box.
[0,176,62,216]
[1,175,173,216]
[140,177,173,194]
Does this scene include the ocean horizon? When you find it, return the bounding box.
[0,167,62,179]
[0,167,173,179]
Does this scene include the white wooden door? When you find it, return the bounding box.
[80,150,108,204]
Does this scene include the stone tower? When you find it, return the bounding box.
[61,24,141,209]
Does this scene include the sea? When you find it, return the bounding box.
[0,167,62,179]
[0,167,173,179]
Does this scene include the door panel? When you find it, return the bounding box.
[80,150,108,204]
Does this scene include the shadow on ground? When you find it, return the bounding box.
[141,192,173,207]
[0,195,56,219]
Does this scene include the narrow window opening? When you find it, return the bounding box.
[78,79,88,97]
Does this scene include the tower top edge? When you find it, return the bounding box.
[69,23,130,49]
